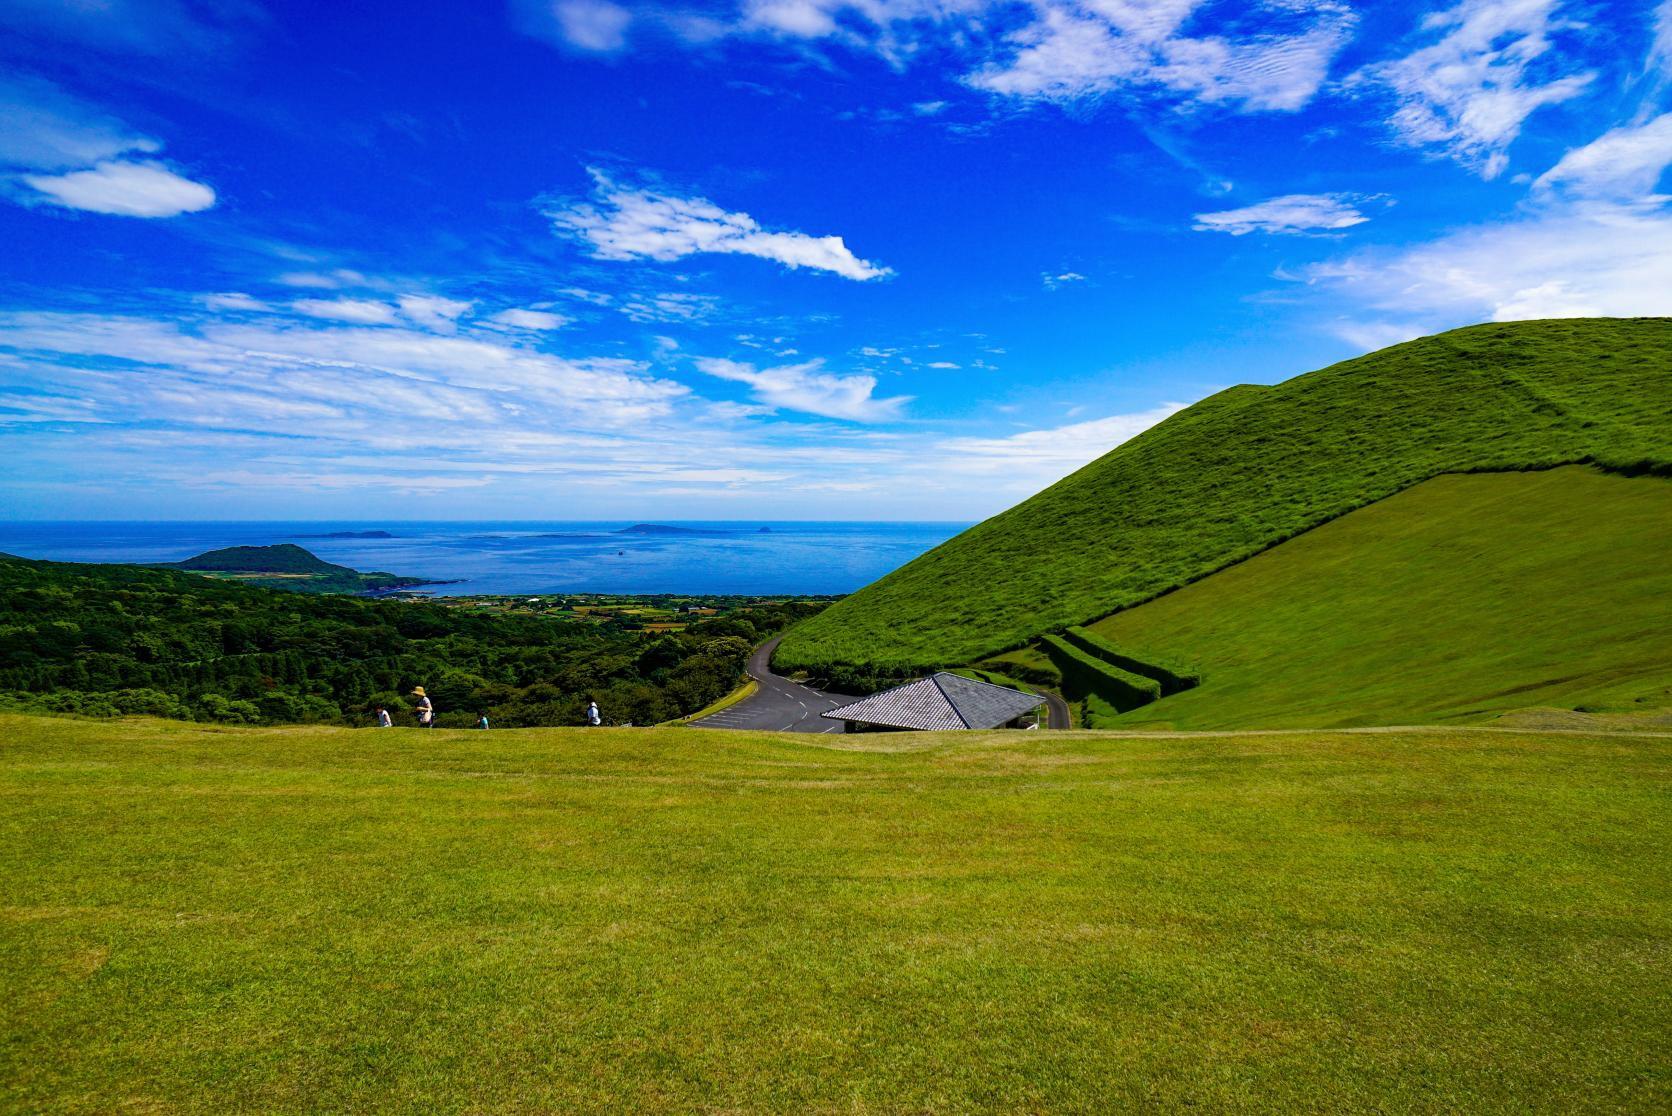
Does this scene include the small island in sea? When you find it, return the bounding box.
[614,524,734,536]
[163,544,453,596]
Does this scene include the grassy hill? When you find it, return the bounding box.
[166,543,433,594]
[1085,466,1672,729]
[776,319,1672,675]
[3,712,1669,1111]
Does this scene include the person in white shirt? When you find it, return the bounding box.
[375,706,392,728]
[411,686,435,728]
[587,700,601,726]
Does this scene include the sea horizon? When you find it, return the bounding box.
[0,520,971,597]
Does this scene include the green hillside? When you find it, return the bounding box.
[5,713,1670,1111]
[1086,466,1672,729]
[776,319,1672,674]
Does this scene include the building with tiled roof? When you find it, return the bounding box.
[820,672,1043,732]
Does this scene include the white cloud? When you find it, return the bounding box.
[514,0,634,52]
[639,0,1355,114]
[397,294,473,332]
[492,308,570,330]
[1147,16,1356,111]
[929,403,1187,489]
[1,77,215,218]
[556,0,633,51]
[19,159,215,217]
[1306,201,1672,323]
[1357,0,1593,178]
[290,298,400,325]
[552,168,892,280]
[1655,1,1672,77]
[1534,113,1672,200]
[619,291,721,323]
[1042,270,1086,288]
[1328,320,1426,352]
[1194,192,1373,235]
[927,360,960,369]
[275,269,368,289]
[202,292,268,312]
[696,356,911,421]
[0,311,690,434]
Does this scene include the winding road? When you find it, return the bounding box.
[692,636,1070,732]
[690,636,847,733]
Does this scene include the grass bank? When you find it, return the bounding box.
[1092,466,1672,729]
[3,714,1668,1111]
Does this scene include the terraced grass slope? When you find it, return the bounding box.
[776,318,1672,673]
[4,713,1670,1111]
[1090,466,1672,729]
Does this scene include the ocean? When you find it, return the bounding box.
[0,521,969,596]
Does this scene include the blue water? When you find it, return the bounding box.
[0,521,969,596]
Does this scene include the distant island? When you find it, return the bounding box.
[295,530,395,539]
[615,524,733,537]
[164,544,451,595]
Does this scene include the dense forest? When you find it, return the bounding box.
[0,554,824,727]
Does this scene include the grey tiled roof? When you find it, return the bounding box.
[820,672,1042,731]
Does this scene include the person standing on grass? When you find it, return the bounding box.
[587,699,601,726]
[476,712,489,730]
[411,686,434,728]
[375,706,392,729]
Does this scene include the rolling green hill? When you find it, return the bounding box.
[775,319,1672,675]
[1086,466,1672,729]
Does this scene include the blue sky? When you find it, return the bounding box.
[1,0,1668,520]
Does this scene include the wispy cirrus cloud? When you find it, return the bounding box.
[397,295,473,332]
[1194,192,1375,236]
[1355,0,1594,179]
[1534,112,1672,200]
[1306,201,1672,325]
[1653,0,1672,78]
[695,356,911,421]
[491,307,569,330]
[516,1,1354,115]
[550,168,893,280]
[968,1,1355,112]
[928,403,1188,491]
[290,298,400,325]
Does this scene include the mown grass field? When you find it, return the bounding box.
[1090,466,1672,730]
[4,713,1669,1112]
[777,318,1672,674]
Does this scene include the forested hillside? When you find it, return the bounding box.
[777,318,1672,673]
[0,554,820,727]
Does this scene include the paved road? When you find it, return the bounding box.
[691,636,847,733]
[1038,688,1071,730]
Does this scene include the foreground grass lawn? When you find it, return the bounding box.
[3,715,1669,1112]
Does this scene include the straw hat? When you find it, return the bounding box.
[410,686,427,696]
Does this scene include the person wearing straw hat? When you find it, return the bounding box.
[411,686,434,728]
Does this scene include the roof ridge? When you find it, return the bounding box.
[929,672,973,728]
